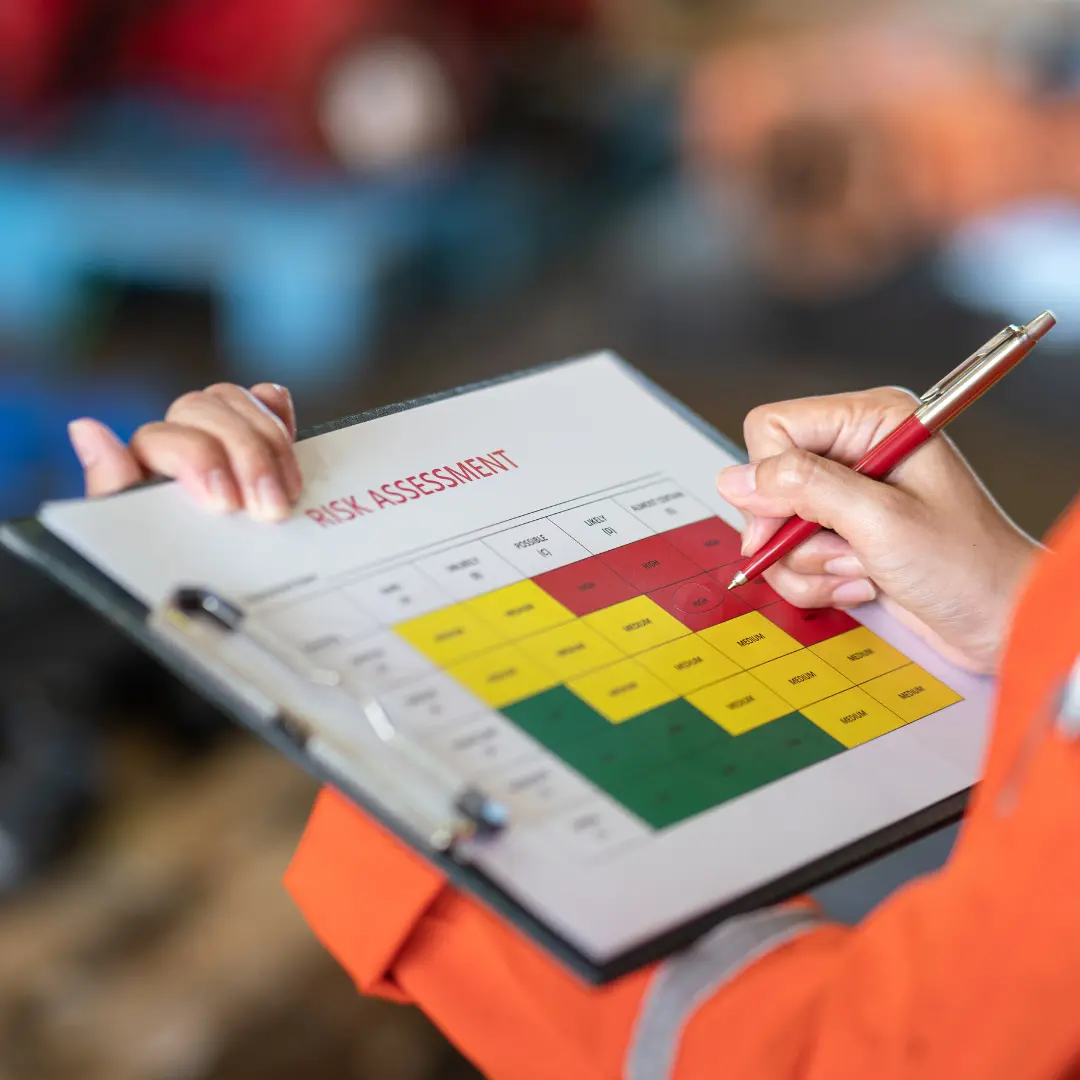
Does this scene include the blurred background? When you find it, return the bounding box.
[2,0,1080,1076]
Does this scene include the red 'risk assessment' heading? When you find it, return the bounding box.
[303,450,518,528]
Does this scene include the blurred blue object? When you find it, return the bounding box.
[0,368,167,520]
[0,97,430,387]
[936,200,1080,345]
[0,91,675,388]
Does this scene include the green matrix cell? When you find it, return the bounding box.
[502,687,844,831]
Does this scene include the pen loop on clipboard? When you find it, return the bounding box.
[161,586,509,852]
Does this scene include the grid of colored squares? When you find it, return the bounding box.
[393,517,963,829]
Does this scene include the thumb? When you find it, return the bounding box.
[717,448,911,548]
[69,419,147,497]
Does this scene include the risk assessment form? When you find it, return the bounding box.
[38,354,992,964]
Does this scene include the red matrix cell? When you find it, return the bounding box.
[661,516,744,570]
[531,556,640,617]
[761,601,859,647]
[648,575,752,631]
[711,570,782,611]
[599,534,702,593]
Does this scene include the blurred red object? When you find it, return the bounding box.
[0,0,597,170]
[0,0,86,108]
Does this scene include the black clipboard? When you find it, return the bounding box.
[0,358,967,984]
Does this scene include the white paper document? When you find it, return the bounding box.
[40,354,992,963]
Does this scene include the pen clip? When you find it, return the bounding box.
[156,586,509,852]
[919,325,1022,405]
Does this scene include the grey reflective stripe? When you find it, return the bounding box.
[627,907,826,1080]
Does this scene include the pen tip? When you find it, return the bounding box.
[727,571,747,590]
[1025,311,1056,340]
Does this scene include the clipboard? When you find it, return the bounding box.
[0,356,976,984]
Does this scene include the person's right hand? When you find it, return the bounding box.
[716,388,1040,675]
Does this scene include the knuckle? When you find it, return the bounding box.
[131,419,167,443]
[164,391,207,420]
[773,448,818,490]
[869,385,919,419]
[133,424,222,471]
[743,402,772,436]
[252,380,290,398]
[744,400,789,443]
[204,382,245,399]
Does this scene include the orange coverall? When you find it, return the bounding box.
[285,499,1080,1080]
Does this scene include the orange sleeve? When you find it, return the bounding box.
[286,508,1080,1080]
[284,787,652,1073]
[283,788,445,1004]
[288,727,1080,1080]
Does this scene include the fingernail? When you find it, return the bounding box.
[68,420,100,468]
[824,555,866,578]
[204,469,239,513]
[831,579,877,607]
[253,475,290,522]
[717,463,757,501]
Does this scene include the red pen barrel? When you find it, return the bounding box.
[735,415,934,585]
[736,516,821,584]
[851,414,935,481]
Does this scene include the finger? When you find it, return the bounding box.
[761,564,839,608]
[69,419,147,498]
[204,383,303,502]
[740,514,783,557]
[831,577,879,609]
[741,388,973,501]
[735,507,862,572]
[717,448,916,544]
[778,531,861,576]
[165,393,291,521]
[128,422,241,512]
[249,383,296,440]
[743,387,919,465]
[762,563,877,609]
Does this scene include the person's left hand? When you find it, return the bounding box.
[67,382,302,522]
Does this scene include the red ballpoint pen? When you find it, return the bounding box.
[727,310,1057,591]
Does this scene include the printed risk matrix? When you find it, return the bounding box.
[265,480,962,842]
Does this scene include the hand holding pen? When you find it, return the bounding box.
[716,313,1054,676]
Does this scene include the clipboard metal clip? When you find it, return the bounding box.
[157,586,509,854]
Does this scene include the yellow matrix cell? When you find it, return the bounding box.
[809,626,908,684]
[862,664,962,723]
[687,672,791,735]
[449,644,558,708]
[752,649,853,709]
[465,580,574,641]
[517,620,624,681]
[583,595,690,655]
[636,634,740,696]
[699,611,801,669]
[568,658,678,723]
[801,687,907,748]
[395,603,504,666]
